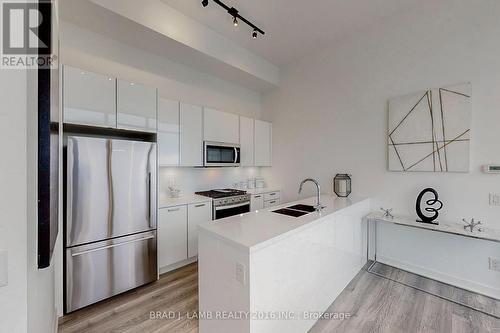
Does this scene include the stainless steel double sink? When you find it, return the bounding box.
[272,204,317,217]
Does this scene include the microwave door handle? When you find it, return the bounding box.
[234,147,238,164]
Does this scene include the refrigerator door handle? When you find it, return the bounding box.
[71,235,155,257]
[148,172,152,228]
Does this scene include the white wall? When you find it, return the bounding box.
[0,65,29,333]
[0,65,56,333]
[262,0,500,295]
[159,167,262,197]
[263,0,500,228]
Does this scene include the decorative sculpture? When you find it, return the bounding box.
[415,188,443,225]
[380,207,394,219]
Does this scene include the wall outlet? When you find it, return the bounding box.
[489,193,500,206]
[0,250,7,287]
[235,262,246,285]
[488,257,500,272]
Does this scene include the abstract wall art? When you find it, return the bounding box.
[388,83,471,172]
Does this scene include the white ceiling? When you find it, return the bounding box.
[163,0,417,66]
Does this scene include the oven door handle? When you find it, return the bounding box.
[215,202,250,211]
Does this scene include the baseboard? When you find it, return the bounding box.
[377,256,500,300]
[52,308,59,333]
[159,257,197,275]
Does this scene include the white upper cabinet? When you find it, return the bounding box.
[158,97,180,166]
[117,79,157,133]
[239,116,254,167]
[203,107,239,144]
[255,120,272,166]
[63,65,116,128]
[180,102,203,167]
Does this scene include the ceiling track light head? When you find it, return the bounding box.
[227,7,238,17]
[252,29,257,39]
[233,16,239,27]
[201,0,208,7]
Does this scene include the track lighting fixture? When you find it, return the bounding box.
[201,0,265,39]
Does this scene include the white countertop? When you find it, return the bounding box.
[245,187,280,195]
[367,211,500,243]
[198,194,369,252]
[159,194,212,208]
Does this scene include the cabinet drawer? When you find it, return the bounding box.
[264,198,280,208]
[264,191,280,201]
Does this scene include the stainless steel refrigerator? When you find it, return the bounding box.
[65,136,157,313]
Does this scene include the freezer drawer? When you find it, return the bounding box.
[65,231,157,313]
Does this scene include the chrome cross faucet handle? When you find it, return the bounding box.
[298,178,323,211]
[462,218,483,232]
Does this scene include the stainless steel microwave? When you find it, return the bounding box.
[204,141,240,167]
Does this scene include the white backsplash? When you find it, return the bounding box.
[159,167,263,197]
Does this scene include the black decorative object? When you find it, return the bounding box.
[333,174,352,197]
[415,188,443,225]
[37,0,59,269]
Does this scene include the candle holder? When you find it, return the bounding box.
[333,174,352,198]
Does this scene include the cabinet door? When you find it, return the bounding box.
[180,103,203,167]
[117,79,157,132]
[187,202,212,258]
[255,120,272,166]
[158,98,180,166]
[251,194,264,211]
[264,198,280,208]
[63,65,116,128]
[203,107,239,144]
[240,116,254,166]
[158,206,187,268]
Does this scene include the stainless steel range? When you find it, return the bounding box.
[195,189,251,220]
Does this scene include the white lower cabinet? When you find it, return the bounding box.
[159,201,212,270]
[251,194,264,211]
[188,202,212,258]
[251,190,281,211]
[264,198,280,208]
[158,206,187,268]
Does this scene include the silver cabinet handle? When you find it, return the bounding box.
[269,201,276,204]
[195,203,206,208]
[269,193,276,196]
[254,195,262,198]
[168,207,181,212]
[234,147,238,164]
[71,235,154,257]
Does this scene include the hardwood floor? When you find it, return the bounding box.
[58,263,199,333]
[59,262,500,333]
[309,263,500,333]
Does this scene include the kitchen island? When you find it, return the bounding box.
[198,194,371,333]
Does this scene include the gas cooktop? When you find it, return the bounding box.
[195,188,247,199]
